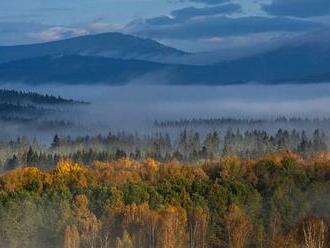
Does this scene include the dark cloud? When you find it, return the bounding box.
[146,4,241,26]
[263,0,330,17]
[131,15,323,39]
[172,4,241,19]
[32,7,73,13]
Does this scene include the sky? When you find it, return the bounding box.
[1,0,330,52]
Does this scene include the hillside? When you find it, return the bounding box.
[0,89,87,125]
[0,55,242,85]
[0,32,187,64]
[213,41,330,83]
[0,55,168,84]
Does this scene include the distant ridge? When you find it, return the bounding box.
[1,30,330,85]
[0,32,187,64]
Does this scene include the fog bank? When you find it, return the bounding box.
[1,82,330,140]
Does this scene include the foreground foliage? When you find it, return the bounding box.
[0,152,329,247]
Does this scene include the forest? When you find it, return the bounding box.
[0,91,329,248]
[0,127,327,247]
[0,151,329,247]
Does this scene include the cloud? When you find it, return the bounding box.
[146,4,241,26]
[172,4,241,19]
[29,26,88,42]
[129,15,323,40]
[176,0,230,5]
[28,19,124,42]
[32,7,72,13]
[86,20,124,33]
[263,0,330,17]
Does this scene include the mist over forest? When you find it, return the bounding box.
[2,0,330,246]
[1,83,330,140]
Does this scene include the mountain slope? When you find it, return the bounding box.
[0,32,187,63]
[212,42,330,83]
[0,55,225,85]
[0,55,168,84]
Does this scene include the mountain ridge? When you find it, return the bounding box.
[1,31,330,85]
[0,32,188,64]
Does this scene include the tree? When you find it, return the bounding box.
[26,146,37,165]
[51,134,60,149]
[301,217,327,248]
[204,131,220,158]
[122,203,160,248]
[160,206,188,248]
[312,129,327,153]
[6,155,19,170]
[116,230,133,248]
[225,204,252,248]
[187,207,209,248]
[73,195,101,248]
[0,197,40,248]
[64,225,80,248]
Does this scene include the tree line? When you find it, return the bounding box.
[0,89,86,105]
[0,128,328,171]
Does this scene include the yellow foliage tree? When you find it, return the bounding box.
[64,225,80,248]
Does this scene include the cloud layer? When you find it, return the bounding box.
[146,3,241,26]
[263,0,330,17]
[130,15,322,39]
[177,0,230,5]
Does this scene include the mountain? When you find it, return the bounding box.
[0,32,187,64]
[211,41,330,83]
[1,30,330,85]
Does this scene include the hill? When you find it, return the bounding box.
[0,32,187,64]
[0,89,86,105]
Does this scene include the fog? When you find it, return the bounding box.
[1,82,330,141]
